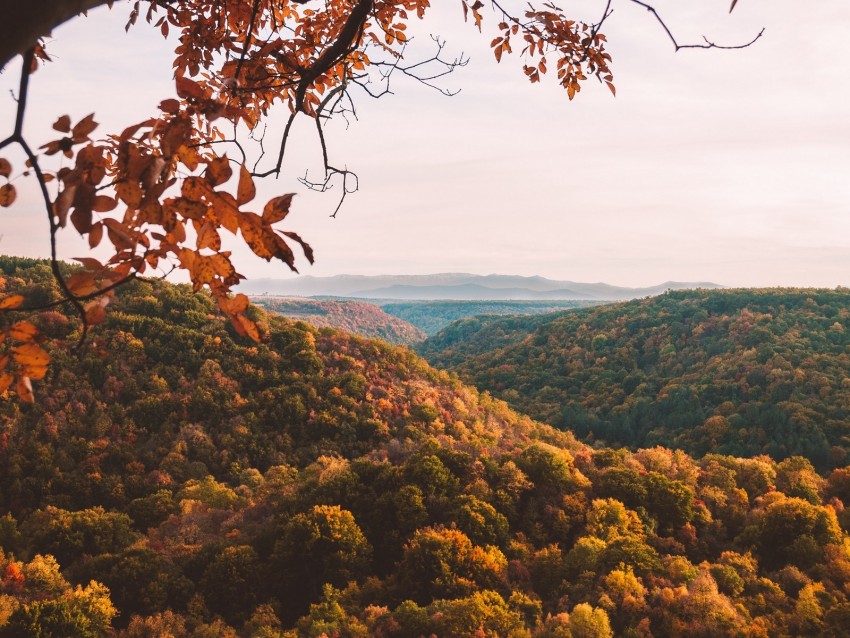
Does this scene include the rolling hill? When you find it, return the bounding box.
[250,296,426,345]
[1,260,849,637]
[420,288,850,469]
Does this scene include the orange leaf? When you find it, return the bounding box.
[72,113,98,140]
[262,193,295,224]
[0,294,25,310]
[65,272,99,296]
[210,191,240,234]
[239,212,273,260]
[196,221,222,250]
[0,158,10,178]
[16,375,34,403]
[53,184,77,226]
[182,176,212,202]
[281,230,314,264]
[70,204,93,235]
[116,181,143,208]
[93,195,118,213]
[176,76,206,100]
[159,98,180,114]
[236,313,261,342]
[53,115,71,133]
[237,165,255,205]
[73,257,104,271]
[12,343,49,379]
[205,156,233,187]
[84,298,109,326]
[0,184,16,207]
[89,222,104,248]
[9,321,38,342]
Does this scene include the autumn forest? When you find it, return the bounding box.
[2,258,850,636]
[1,0,848,635]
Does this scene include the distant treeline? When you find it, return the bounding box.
[379,299,599,335]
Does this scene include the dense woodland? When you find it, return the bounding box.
[2,260,850,636]
[250,297,426,346]
[420,289,850,471]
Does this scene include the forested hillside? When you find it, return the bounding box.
[381,300,597,335]
[250,297,426,345]
[2,263,850,636]
[421,289,850,470]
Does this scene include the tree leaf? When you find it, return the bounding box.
[0,294,25,310]
[239,212,274,260]
[0,158,11,178]
[9,321,38,342]
[89,222,104,248]
[72,113,98,140]
[12,343,49,380]
[116,181,143,208]
[205,156,233,187]
[176,76,206,100]
[15,375,34,403]
[53,115,71,133]
[281,230,315,264]
[237,165,256,205]
[0,184,16,207]
[262,194,295,224]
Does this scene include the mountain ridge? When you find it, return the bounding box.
[238,273,723,300]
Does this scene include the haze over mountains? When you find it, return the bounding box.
[238,273,723,300]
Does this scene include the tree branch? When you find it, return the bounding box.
[0,0,117,71]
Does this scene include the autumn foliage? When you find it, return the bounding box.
[1,260,849,636]
[0,0,625,401]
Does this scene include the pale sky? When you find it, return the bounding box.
[1,0,849,288]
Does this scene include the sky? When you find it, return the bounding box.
[1,0,849,288]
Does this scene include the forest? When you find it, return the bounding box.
[2,259,850,637]
[249,298,426,346]
[379,301,597,337]
[420,289,850,471]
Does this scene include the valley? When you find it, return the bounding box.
[1,259,849,636]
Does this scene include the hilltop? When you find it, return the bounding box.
[420,288,850,469]
[250,296,426,345]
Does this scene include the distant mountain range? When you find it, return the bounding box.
[238,273,723,300]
